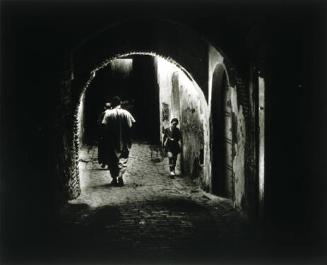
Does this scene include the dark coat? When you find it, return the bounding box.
[163,127,182,155]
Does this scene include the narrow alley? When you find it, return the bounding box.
[56,142,251,264]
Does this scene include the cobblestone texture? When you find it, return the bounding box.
[57,142,251,264]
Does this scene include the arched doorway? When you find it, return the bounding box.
[211,64,234,199]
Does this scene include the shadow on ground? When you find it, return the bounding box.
[48,198,257,265]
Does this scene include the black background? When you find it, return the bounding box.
[1,0,327,264]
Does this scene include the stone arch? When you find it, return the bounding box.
[58,19,249,204]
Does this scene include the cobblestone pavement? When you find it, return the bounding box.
[57,142,252,264]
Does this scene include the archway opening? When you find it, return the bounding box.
[75,53,209,201]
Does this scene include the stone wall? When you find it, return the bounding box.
[179,73,208,184]
[56,73,82,201]
[230,85,246,209]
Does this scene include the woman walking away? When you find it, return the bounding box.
[163,118,182,176]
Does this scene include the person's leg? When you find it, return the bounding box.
[168,151,176,175]
[98,138,106,168]
[117,147,129,186]
[98,142,102,164]
[172,153,178,173]
[107,150,119,185]
[107,166,118,184]
[101,135,111,169]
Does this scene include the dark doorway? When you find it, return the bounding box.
[131,55,160,143]
[211,66,233,198]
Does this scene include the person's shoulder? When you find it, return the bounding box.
[120,109,134,117]
[104,109,113,115]
[120,108,131,114]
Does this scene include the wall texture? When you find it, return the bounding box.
[230,86,246,208]
[208,48,250,210]
[179,73,208,185]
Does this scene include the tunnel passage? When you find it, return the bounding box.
[59,19,256,218]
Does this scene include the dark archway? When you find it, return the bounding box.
[211,64,234,199]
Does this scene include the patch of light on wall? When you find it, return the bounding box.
[178,69,198,97]
[258,76,265,207]
[157,56,179,78]
[157,56,200,99]
[77,91,86,146]
[110,58,133,78]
